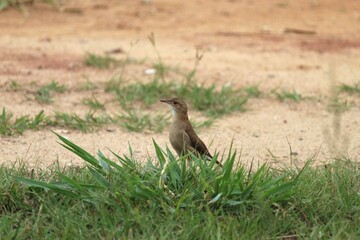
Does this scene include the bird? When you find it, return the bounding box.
[160,97,222,166]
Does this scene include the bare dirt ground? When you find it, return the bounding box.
[0,0,359,168]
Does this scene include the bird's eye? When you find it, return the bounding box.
[173,101,178,105]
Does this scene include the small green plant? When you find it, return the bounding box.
[113,79,175,109]
[191,118,214,130]
[339,83,360,95]
[52,112,112,132]
[108,77,247,117]
[0,108,48,136]
[36,87,51,104]
[8,80,22,91]
[152,62,167,80]
[273,89,302,102]
[188,83,247,117]
[0,108,173,135]
[35,81,67,104]
[82,97,105,110]
[85,53,118,69]
[118,110,169,133]
[148,33,166,80]
[242,85,262,98]
[104,76,123,93]
[0,108,13,135]
[77,79,97,91]
[0,0,57,11]
[327,97,351,113]
[184,49,204,83]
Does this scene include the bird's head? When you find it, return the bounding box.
[160,97,188,116]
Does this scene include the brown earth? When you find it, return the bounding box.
[0,0,359,168]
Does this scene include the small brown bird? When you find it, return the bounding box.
[160,97,222,166]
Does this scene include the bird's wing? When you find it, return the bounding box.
[184,125,212,158]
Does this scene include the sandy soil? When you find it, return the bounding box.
[0,0,359,168]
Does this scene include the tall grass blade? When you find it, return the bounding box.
[87,167,110,189]
[53,131,101,170]
[153,139,166,167]
[17,177,79,198]
[97,150,110,173]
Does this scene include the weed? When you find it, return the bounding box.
[0,0,58,11]
[0,108,48,136]
[117,110,169,133]
[273,89,302,102]
[188,83,247,117]
[242,85,262,98]
[36,87,52,104]
[77,79,97,91]
[114,79,175,109]
[35,81,67,104]
[184,49,204,83]
[191,118,214,130]
[8,80,22,91]
[0,108,13,135]
[108,77,247,117]
[327,97,351,113]
[0,108,171,135]
[52,112,112,132]
[82,97,105,110]
[85,53,118,69]
[152,62,167,80]
[339,83,360,95]
[104,75,123,93]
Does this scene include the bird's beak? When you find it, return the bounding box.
[160,99,171,104]
[160,99,176,116]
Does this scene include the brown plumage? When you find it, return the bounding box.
[160,97,222,166]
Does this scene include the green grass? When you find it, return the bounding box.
[189,83,247,117]
[0,109,106,135]
[76,79,97,91]
[8,80,22,91]
[82,97,105,110]
[118,110,169,133]
[0,109,112,135]
[339,83,360,96]
[273,89,302,102]
[107,77,248,118]
[0,108,48,136]
[35,81,67,104]
[242,85,262,98]
[0,108,173,136]
[52,112,113,132]
[85,53,118,69]
[327,97,351,113]
[191,118,215,130]
[108,78,175,108]
[0,0,57,11]
[2,76,258,136]
[1,133,360,239]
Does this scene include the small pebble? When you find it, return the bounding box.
[144,68,156,75]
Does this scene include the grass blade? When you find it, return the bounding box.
[87,167,110,189]
[53,131,101,170]
[17,177,79,198]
